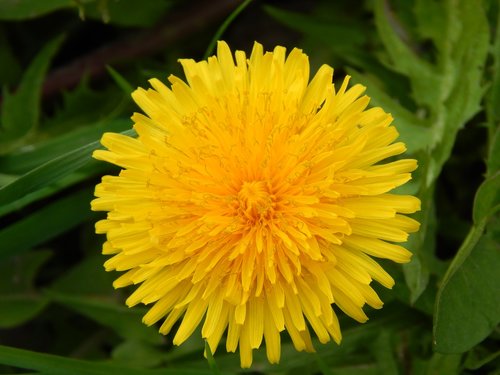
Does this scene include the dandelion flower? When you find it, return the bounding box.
[92,41,420,367]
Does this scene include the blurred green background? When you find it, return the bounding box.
[0,0,498,374]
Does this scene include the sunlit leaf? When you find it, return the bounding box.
[434,225,500,353]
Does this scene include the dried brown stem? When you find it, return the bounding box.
[42,0,240,97]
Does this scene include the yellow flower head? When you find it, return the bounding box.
[92,41,420,367]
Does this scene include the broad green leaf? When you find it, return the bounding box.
[434,71,500,351]
[0,36,64,151]
[372,0,488,186]
[0,128,135,208]
[396,0,488,302]
[374,0,440,109]
[434,226,500,353]
[414,0,447,52]
[0,345,217,375]
[45,290,163,345]
[0,250,51,328]
[0,189,96,260]
[473,172,500,224]
[425,0,489,185]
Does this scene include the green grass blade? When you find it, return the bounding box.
[0,128,135,207]
[106,66,135,95]
[0,344,217,375]
[204,341,221,375]
[0,118,130,175]
[0,161,109,218]
[0,189,96,260]
[203,0,253,60]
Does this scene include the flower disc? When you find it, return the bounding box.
[92,41,420,367]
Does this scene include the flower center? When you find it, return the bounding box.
[237,181,275,224]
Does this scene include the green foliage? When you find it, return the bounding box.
[204,341,222,375]
[0,189,96,259]
[434,225,500,353]
[47,255,163,344]
[0,344,218,375]
[0,0,498,374]
[0,250,51,328]
[0,0,77,20]
[0,36,64,153]
[0,124,134,213]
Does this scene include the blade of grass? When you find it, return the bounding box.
[0,118,130,175]
[106,66,135,95]
[0,188,96,260]
[203,0,253,59]
[204,341,221,375]
[0,128,135,207]
[0,344,217,375]
[0,161,110,218]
